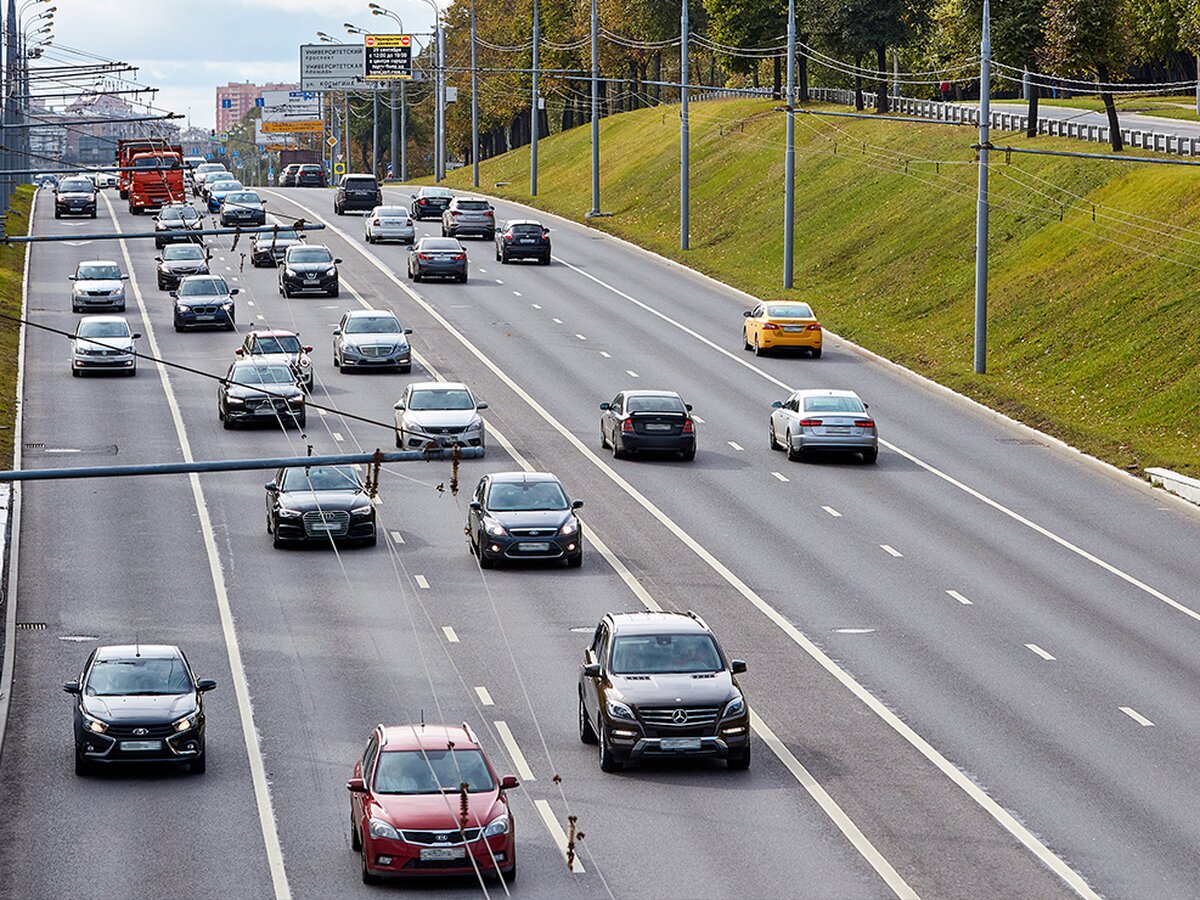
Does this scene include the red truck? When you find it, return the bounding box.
[116,139,186,214]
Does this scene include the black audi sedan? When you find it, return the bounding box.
[407,237,467,283]
[600,390,696,461]
[64,644,216,775]
[467,471,583,568]
[218,360,305,430]
[279,244,340,297]
[155,244,210,290]
[265,464,378,548]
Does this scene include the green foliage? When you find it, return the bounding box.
[1040,0,1133,75]
[0,186,35,469]
[701,0,786,74]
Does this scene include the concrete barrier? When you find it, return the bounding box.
[1146,468,1200,506]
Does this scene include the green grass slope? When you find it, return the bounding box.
[0,186,34,469]
[437,99,1200,477]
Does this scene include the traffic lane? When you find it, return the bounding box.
[990,101,1200,140]
[0,195,274,898]
[266,192,1078,899]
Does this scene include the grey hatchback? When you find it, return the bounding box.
[407,237,468,283]
[442,196,495,240]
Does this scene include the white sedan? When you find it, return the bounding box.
[71,315,139,377]
[364,205,416,245]
[769,388,878,463]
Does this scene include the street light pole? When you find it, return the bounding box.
[471,0,478,187]
[531,0,539,196]
[973,0,992,374]
[680,0,688,250]
[783,0,795,288]
[588,0,600,216]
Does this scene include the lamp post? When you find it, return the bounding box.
[410,0,444,180]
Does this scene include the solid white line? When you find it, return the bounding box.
[881,544,903,558]
[575,333,587,341]
[513,291,522,297]
[822,506,843,517]
[727,441,744,451]
[771,471,790,483]
[531,303,541,309]
[479,268,487,273]
[599,351,611,358]
[256,314,265,321]
[626,370,639,378]
[691,415,704,423]
[414,574,430,589]
[441,626,459,643]
[946,590,974,606]
[331,431,344,442]
[475,686,495,706]
[1119,706,1155,727]
[493,720,536,781]
[552,317,563,324]
[494,279,504,285]
[247,300,255,306]
[1025,643,1056,661]
[751,711,918,899]
[104,195,292,899]
[390,530,405,544]
[534,799,586,874]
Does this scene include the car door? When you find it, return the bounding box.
[774,394,799,439]
[469,477,489,541]
[747,304,765,344]
[334,314,348,357]
[265,467,283,522]
[220,362,237,410]
[581,622,608,721]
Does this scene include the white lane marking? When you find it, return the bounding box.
[475,686,495,706]
[225,265,232,271]
[534,800,586,874]
[390,530,405,544]
[104,195,292,900]
[256,315,265,321]
[441,626,459,643]
[317,408,327,417]
[493,720,536,781]
[1025,643,1056,661]
[531,303,541,309]
[946,590,974,606]
[552,317,563,324]
[751,711,917,899]
[771,471,790,483]
[513,291,522,297]
[626,370,639,378]
[479,268,487,273]
[727,441,743,451]
[880,544,903,558]
[232,277,240,282]
[494,279,504,284]
[1119,706,1155,727]
[575,333,587,341]
[247,300,255,306]
[691,415,704,423]
[599,351,611,358]
[823,506,843,517]
[415,574,430,589]
[331,431,344,442]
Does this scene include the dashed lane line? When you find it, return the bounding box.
[414,575,430,589]
[1026,644,1056,661]
[727,441,744,451]
[625,370,639,378]
[493,720,536,782]
[771,471,790,483]
[880,544,903,558]
[475,686,495,706]
[534,800,586,874]
[1119,707,1155,727]
[946,590,973,606]
[390,530,405,545]
[823,506,843,517]
[441,626,460,643]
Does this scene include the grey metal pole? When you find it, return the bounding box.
[1023,67,1030,101]
[400,80,407,181]
[783,0,795,288]
[973,0,991,374]
[344,91,350,174]
[1195,56,1199,116]
[372,87,379,179]
[680,0,688,249]
[531,0,539,196]
[893,49,899,97]
[471,0,479,187]
[390,82,399,181]
[436,21,445,181]
[588,0,600,216]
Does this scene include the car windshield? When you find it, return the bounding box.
[234,364,295,385]
[373,749,495,794]
[279,465,360,492]
[300,166,321,172]
[178,278,228,297]
[457,200,490,211]
[252,336,301,354]
[201,170,229,179]
[418,239,460,251]
[288,248,333,263]
[487,480,568,512]
[421,188,452,198]
[160,207,198,222]
[198,165,225,174]
[259,229,299,243]
[408,388,474,411]
[766,304,814,318]
[59,179,92,192]
[375,207,408,218]
[509,224,543,235]
[345,178,376,188]
[86,656,191,696]
[213,181,242,192]
[163,245,204,260]
[227,192,260,204]
[802,395,865,414]
[77,264,121,280]
[345,315,400,334]
[77,321,130,338]
[626,395,686,414]
[610,634,723,674]
[134,156,180,169]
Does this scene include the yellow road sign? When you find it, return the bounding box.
[334,162,346,175]
[262,120,324,134]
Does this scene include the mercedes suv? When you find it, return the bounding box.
[578,611,750,772]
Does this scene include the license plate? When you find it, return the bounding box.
[194,315,214,321]
[518,239,535,244]
[782,325,804,332]
[120,740,162,751]
[420,847,466,861]
[825,426,850,434]
[644,423,672,432]
[254,407,276,416]
[518,542,551,552]
[310,523,337,531]
[660,738,702,751]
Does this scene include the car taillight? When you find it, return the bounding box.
[452,253,466,261]
[854,419,875,428]
[762,322,780,330]
[450,210,461,217]
[484,210,494,217]
[503,234,513,242]
[418,199,426,205]
[799,418,823,427]
[372,218,381,225]
[542,231,550,239]
[807,323,822,331]
[417,253,431,260]
[682,419,694,433]
[621,419,635,433]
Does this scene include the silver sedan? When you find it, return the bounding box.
[769,389,878,463]
[364,206,415,245]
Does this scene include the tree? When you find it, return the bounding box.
[1040,0,1133,150]
[702,0,788,98]
[819,0,927,112]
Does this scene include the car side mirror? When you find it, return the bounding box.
[346,777,367,793]
[499,775,519,791]
[234,348,244,356]
[403,328,413,335]
[67,276,76,281]
[599,402,610,411]
[410,193,417,198]
[393,402,405,410]
[230,288,240,295]
[63,681,81,694]
[261,200,267,205]
[476,402,489,410]
[571,499,584,510]
[770,401,783,409]
[685,404,693,411]
[196,678,217,692]
[469,501,482,511]
[332,330,341,336]
[742,310,753,318]
[121,274,129,280]
[132,332,142,340]
[168,291,178,298]
[864,402,870,409]
[730,659,747,675]
[154,257,162,263]
[265,483,278,491]
[544,228,551,234]
[582,663,601,678]
[334,258,343,265]
[302,345,313,353]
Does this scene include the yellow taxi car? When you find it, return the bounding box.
[742,301,822,357]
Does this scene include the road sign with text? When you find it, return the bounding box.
[363,34,413,81]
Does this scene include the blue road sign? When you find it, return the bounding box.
[205,152,213,161]
[232,149,239,157]
[191,146,199,154]
[255,98,264,107]
[221,98,232,109]
[218,146,225,156]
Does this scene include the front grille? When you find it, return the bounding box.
[401,828,482,846]
[245,398,290,412]
[106,722,176,739]
[638,706,722,728]
[302,509,350,537]
[186,305,220,315]
[362,345,396,357]
[510,528,555,538]
[422,425,466,436]
[86,290,112,297]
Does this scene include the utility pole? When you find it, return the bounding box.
[531,0,539,196]
[588,0,600,216]
[372,85,379,179]
[390,82,399,181]
[1195,56,1199,116]
[974,0,991,374]
[344,91,350,174]
[471,0,479,187]
[400,81,407,181]
[893,50,899,97]
[783,0,795,288]
[436,20,445,180]
[680,0,688,250]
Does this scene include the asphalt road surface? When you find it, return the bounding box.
[1,181,1199,899]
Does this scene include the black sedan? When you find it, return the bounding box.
[251,227,304,267]
[407,237,467,283]
[64,643,216,775]
[171,275,237,331]
[467,471,583,568]
[410,186,452,220]
[155,244,210,290]
[218,190,266,227]
[495,220,551,265]
[218,360,305,429]
[54,176,98,219]
[265,464,377,548]
[600,390,696,460]
[154,204,203,248]
[279,244,340,297]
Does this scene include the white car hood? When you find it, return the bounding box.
[75,338,133,353]
[403,409,480,428]
[74,279,122,293]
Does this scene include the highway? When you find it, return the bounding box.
[1,181,1199,899]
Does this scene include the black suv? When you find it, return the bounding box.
[280,164,301,187]
[495,220,551,265]
[64,644,216,775]
[578,611,750,772]
[54,176,98,219]
[297,164,326,187]
[335,174,382,215]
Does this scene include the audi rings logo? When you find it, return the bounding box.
[671,709,688,724]
[132,727,149,736]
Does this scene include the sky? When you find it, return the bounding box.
[36,0,439,129]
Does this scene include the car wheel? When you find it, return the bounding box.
[485,230,495,241]
[90,210,98,220]
[296,415,307,430]
[350,816,363,852]
[811,347,822,359]
[680,447,696,461]
[399,364,412,374]
[272,531,287,549]
[495,246,501,261]
[156,279,166,290]
[71,368,80,378]
[611,438,625,460]
[74,749,92,776]
[754,336,766,356]
[769,422,781,451]
[335,204,344,216]
[174,323,184,333]
[786,432,803,462]
[541,254,551,266]
[727,744,751,771]
[362,532,378,548]
[458,273,468,284]
[412,272,422,283]
[600,426,609,450]
[223,415,235,430]
[744,329,752,351]
[329,285,339,298]
[501,858,516,884]
[333,353,341,369]
[360,847,381,885]
[190,749,207,774]
[862,448,879,464]
[441,226,448,237]
[579,692,598,744]
[598,726,623,772]
[478,532,495,569]
[127,366,137,377]
[566,550,583,568]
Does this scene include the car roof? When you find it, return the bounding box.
[78,315,128,324]
[623,389,683,399]
[77,259,119,267]
[344,174,375,181]
[233,358,290,370]
[452,195,489,203]
[346,308,397,318]
[793,389,861,399]
[409,380,468,391]
[94,644,182,660]
[607,611,712,635]
[286,243,330,251]
[379,723,478,752]
[487,471,561,485]
[505,219,543,226]
[247,329,298,339]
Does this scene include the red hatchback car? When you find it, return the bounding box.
[348,723,518,884]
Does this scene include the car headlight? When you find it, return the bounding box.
[606,699,637,722]
[722,695,746,719]
[82,711,108,733]
[483,814,509,838]
[277,507,302,518]
[324,267,336,277]
[465,417,483,432]
[226,397,245,406]
[486,520,507,537]
[559,520,578,536]
[173,712,199,732]
[285,268,298,277]
[221,301,233,309]
[351,503,373,515]
[298,357,310,368]
[369,818,400,840]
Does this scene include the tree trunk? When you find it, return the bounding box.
[854,54,864,110]
[772,56,782,100]
[1026,71,1038,138]
[751,64,760,89]
[875,44,888,113]
[1097,64,1123,151]
[629,58,639,110]
[654,51,662,103]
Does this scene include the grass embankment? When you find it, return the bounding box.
[0,186,33,469]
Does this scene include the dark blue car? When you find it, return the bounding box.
[171,274,237,331]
